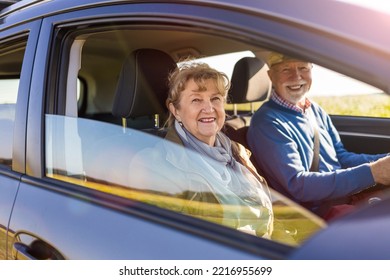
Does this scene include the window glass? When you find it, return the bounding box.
[45,115,325,247]
[0,40,25,168]
[310,65,390,118]
[0,79,18,167]
[229,63,390,118]
[183,50,255,79]
[45,27,325,247]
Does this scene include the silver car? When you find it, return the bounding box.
[0,0,389,260]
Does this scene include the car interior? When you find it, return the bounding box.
[44,26,326,244]
[63,28,262,182]
[67,28,275,177]
[1,24,387,194]
[51,25,389,197]
[111,48,178,134]
[225,56,271,129]
[72,28,272,140]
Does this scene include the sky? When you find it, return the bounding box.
[338,0,390,14]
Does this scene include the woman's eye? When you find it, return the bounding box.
[212,96,221,102]
[192,98,201,103]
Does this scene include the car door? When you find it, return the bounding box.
[0,19,41,259]
[7,2,301,260]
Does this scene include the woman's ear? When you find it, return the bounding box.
[168,102,180,121]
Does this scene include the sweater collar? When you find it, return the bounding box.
[270,90,311,114]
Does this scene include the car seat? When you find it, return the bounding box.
[224,56,270,147]
[80,49,177,186]
[225,56,270,130]
[112,48,177,135]
[223,56,271,179]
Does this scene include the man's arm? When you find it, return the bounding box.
[370,155,390,186]
[247,116,375,203]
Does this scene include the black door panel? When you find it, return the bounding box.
[331,116,390,154]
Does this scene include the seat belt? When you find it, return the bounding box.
[308,108,320,172]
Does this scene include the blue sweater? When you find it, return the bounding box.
[247,99,386,207]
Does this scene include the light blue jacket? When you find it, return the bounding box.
[128,127,274,237]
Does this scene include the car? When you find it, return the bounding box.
[0,0,389,260]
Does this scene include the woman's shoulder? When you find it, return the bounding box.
[231,140,251,158]
[230,140,254,169]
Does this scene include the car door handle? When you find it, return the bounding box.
[13,239,65,260]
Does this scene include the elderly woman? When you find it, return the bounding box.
[128,62,273,238]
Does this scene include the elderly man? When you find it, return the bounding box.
[247,52,390,219]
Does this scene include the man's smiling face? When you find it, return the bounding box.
[268,61,312,105]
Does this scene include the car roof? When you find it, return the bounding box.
[0,0,35,14]
[2,0,389,50]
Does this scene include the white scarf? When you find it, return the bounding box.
[174,120,270,207]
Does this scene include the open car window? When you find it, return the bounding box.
[45,115,325,247]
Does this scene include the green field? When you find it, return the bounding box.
[312,93,390,118]
[226,93,390,118]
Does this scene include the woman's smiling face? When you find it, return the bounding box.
[169,78,226,146]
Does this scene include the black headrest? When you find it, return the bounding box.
[228,57,270,104]
[112,49,177,118]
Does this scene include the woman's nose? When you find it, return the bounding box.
[202,100,214,112]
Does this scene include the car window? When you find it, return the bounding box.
[44,26,325,248]
[309,65,390,118]
[45,115,325,247]
[227,63,390,118]
[0,40,26,169]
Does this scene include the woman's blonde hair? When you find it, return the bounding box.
[165,62,230,127]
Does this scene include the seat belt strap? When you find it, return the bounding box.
[308,108,320,172]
